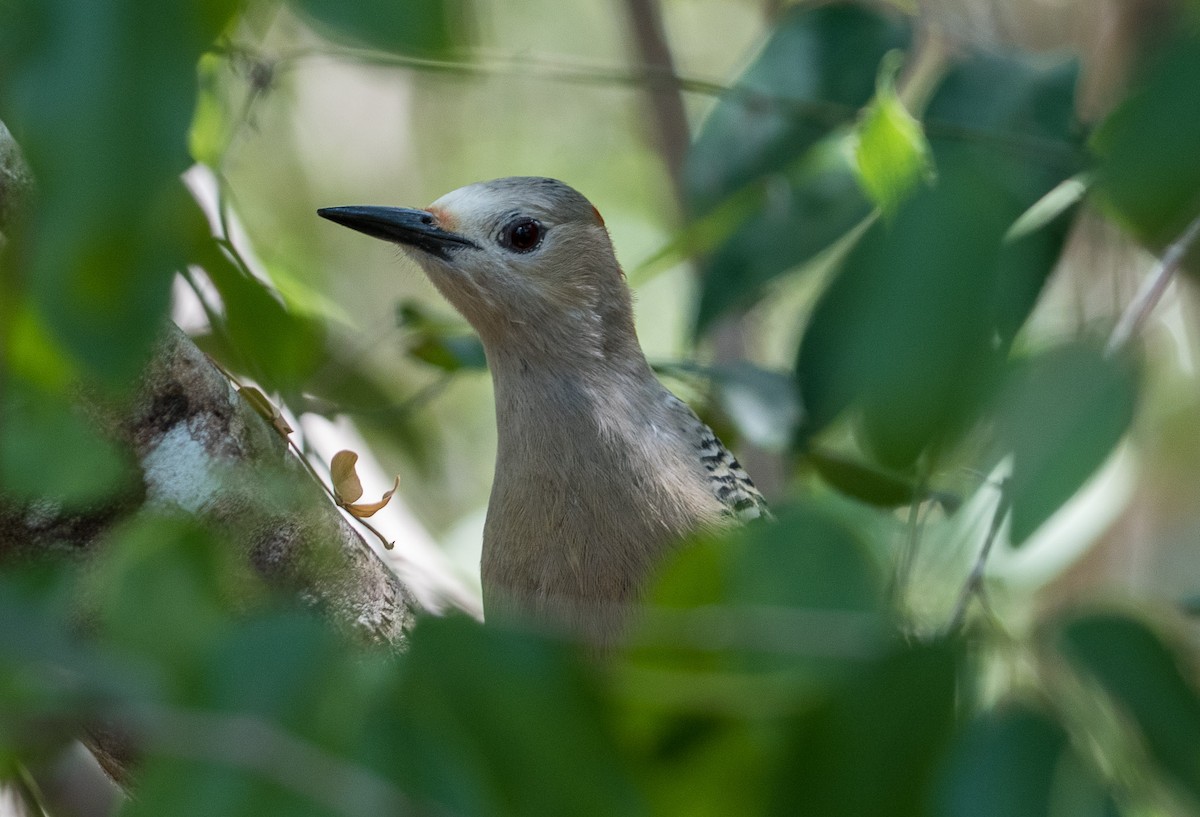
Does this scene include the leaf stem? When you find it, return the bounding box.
[943,476,1011,635]
[1106,212,1200,357]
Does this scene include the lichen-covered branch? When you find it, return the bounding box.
[121,323,420,644]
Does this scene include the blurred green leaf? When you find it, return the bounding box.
[0,569,146,766]
[641,501,886,685]
[927,49,1086,347]
[125,756,337,817]
[768,641,959,817]
[685,2,910,216]
[807,449,919,508]
[853,51,933,214]
[796,160,1009,467]
[694,139,874,331]
[1093,34,1200,249]
[83,515,260,686]
[374,615,645,817]
[397,300,486,372]
[689,2,909,330]
[288,0,469,58]
[651,502,883,617]
[189,52,234,169]
[0,0,239,384]
[795,46,1085,467]
[185,205,328,397]
[1062,613,1200,804]
[0,377,136,506]
[994,343,1137,545]
[936,706,1116,817]
[925,51,1084,205]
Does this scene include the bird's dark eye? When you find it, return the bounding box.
[501,218,543,253]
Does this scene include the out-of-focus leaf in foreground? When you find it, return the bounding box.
[1062,613,1200,806]
[936,706,1118,817]
[0,0,238,384]
[993,343,1138,545]
[795,48,1085,468]
[1092,33,1200,252]
[689,2,910,330]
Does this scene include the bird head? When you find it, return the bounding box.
[319,177,638,365]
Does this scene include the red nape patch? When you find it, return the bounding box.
[591,205,606,228]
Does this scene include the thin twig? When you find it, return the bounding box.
[943,476,1011,635]
[1106,212,1200,357]
[890,465,932,611]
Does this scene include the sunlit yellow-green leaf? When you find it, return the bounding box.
[853,52,933,214]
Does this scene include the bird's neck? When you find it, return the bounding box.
[485,339,661,431]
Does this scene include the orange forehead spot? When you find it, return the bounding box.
[591,205,606,228]
[426,205,456,230]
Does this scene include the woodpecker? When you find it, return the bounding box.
[319,177,767,645]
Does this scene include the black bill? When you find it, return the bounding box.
[317,206,478,260]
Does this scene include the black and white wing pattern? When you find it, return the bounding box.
[666,394,771,522]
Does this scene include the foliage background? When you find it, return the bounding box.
[3,0,1200,815]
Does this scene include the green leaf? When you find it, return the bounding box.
[767,641,959,817]
[185,205,328,397]
[189,52,234,169]
[853,51,933,213]
[397,300,486,372]
[795,48,1086,465]
[1093,34,1200,249]
[924,49,1085,345]
[287,0,469,58]
[936,706,1117,817]
[796,160,1010,466]
[994,343,1138,545]
[924,51,1085,206]
[0,0,239,385]
[694,139,874,332]
[1062,614,1200,803]
[807,449,920,508]
[0,377,136,506]
[685,3,911,216]
[688,3,910,330]
[376,615,646,817]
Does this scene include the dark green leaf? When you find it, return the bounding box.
[0,0,239,384]
[685,3,910,216]
[374,615,645,817]
[793,49,1085,465]
[807,449,919,508]
[1062,613,1200,804]
[689,3,909,330]
[926,49,1086,343]
[768,641,959,817]
[0,377,136,506]
[995,343,1137,544]
[287,0,469,58]
[0,570,147,764]
[694,141,873,331]
[936,706,1116,817]
[185,206,328,396]
[1093,34,1200,248]
[796,160,1010,466]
